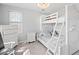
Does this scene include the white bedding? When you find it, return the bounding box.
[37,30,59,43]
[37,32,52,42]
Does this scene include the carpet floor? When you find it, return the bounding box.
[15,41,47,55]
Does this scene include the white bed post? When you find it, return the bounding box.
[65,5,69,55]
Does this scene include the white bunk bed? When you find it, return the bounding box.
[37,12,65,55]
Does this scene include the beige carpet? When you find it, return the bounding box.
[15,41,47,55]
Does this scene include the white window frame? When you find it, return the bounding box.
[8,11,23,33]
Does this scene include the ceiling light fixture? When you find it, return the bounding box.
[37,3,49,11]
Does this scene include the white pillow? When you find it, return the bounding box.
[39,32,52,38]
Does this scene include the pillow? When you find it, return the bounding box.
[39,31,52,38]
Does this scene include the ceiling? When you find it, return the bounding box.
[3,3,77,15]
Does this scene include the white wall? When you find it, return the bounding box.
[68,5,79,54]
[0,4,42,42]
[0,4,9,25]
[23,10,41,32]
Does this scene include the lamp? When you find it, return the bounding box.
[37,3,49,10]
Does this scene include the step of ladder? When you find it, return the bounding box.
[46,49,54,55]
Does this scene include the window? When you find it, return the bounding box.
[9,11,22,22]
[9,11,23,33]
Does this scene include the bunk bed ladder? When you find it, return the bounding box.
[46,12,65,55]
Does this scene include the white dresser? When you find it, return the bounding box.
[0,25,18,49]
